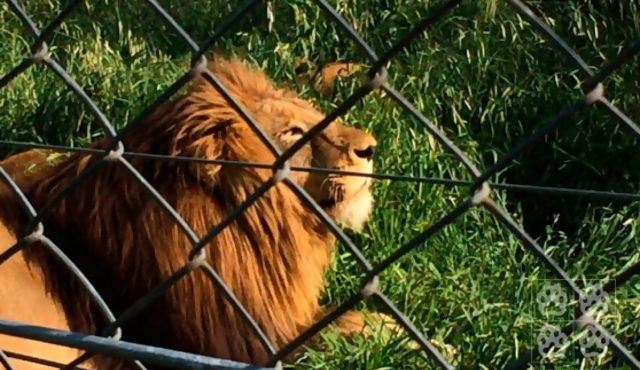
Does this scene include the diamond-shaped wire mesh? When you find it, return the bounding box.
[0,0,639,369]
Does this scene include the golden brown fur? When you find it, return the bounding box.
[0,57,382,369]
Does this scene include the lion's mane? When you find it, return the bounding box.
[0,58,352,368]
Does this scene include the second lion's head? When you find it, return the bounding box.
[13,56,379,365]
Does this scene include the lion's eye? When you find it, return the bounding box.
[283,126,305,136]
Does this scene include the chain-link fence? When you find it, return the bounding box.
[1,0,639,369]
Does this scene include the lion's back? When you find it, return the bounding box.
[0,150,87,370]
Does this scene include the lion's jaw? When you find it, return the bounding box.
[325,175,374,232]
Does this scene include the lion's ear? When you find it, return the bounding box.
[173,128,224,188]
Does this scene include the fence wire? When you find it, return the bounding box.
[0,0,639,369]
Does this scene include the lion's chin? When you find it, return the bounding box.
[321,181,373,233]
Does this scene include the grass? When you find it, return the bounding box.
[1,0,640,369]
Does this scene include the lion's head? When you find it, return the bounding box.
[183,58,377,231]
[0,56,378,367]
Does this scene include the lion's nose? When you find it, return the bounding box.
[353,145,376,160]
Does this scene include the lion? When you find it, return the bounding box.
[0,56,385,369]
